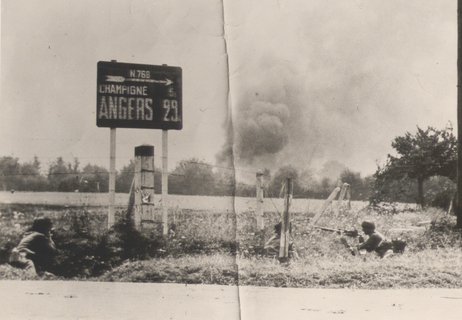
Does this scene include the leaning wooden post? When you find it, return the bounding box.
[311,185,341,226]
[337,182,350,213]
[133,145,155,230]
[338,183,348,203]
[256,171,265,230]
[279,178,293,262]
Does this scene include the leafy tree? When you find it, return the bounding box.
[235,182,254,197]
[340,169,369,200]
[116,160,161,193]
[19,157,47,191]
[48,157,80,191]
[78,164,109,192]
[299,168,316,191]
[373,126,456,207]
[116,160,135,193]
[213,168,236,196]
[362,175,376,201]
[268,165,304,198]
[424,176,456,210]
[0,156,48,191]
[370,174,417,205]
[169,158,216,195]
[319,177,334,197]
[0,156,21,190]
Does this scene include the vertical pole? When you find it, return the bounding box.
[256,171,264,230]
[457,0,462,228]
[279,178,292,262]
[162,130,169,236]
[108,127,116,228]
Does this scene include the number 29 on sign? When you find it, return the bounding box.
[162,99,180,122]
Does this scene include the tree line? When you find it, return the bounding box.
[0,125,457,206]
[0,155,372,200]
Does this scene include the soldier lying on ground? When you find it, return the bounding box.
[263,222,299,259]
[9,217,57,276]
[341,220,394,258]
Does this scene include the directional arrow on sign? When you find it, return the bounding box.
[106,75,173,86]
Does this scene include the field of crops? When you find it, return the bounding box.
[0,193,461,288]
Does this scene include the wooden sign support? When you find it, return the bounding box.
[161,63,170,236]
[161,130,169,236]
[279,178,293,262]
[133,145,155,229]
[108,127,116,228]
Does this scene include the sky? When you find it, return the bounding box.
[1,0,457,181]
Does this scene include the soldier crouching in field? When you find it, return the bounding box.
[341,221,394,258]
[264,222,299,259]
[9,217,57,276]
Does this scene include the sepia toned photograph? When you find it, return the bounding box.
[1,0,461,319]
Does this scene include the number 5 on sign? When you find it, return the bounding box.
[163,99,180,122]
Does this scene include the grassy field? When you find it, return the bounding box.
[0,198,461,288]
[0,191,397,212]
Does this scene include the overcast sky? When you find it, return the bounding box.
[1,0,457,180]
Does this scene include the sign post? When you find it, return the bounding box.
[162,130,169,236]
[97,61,182,229]
[108,127,116,228]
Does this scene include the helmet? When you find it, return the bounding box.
[31,217,53,234]
[361,221,375,231]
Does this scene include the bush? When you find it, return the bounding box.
[413,216,462,251]
[0,205,239,279]
[424,176,456,210]
[51,209,110,277]
[108,215,166,261]
[51,210,168,278]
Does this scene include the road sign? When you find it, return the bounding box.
[97,61,182,130]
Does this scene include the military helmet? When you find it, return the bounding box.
[361,220,375,231]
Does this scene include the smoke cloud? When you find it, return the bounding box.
[235,101,290,163]
[217,0,455,178]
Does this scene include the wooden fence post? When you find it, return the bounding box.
[279,178,292,262]
[133,145,155,230]
[256,171,265,230]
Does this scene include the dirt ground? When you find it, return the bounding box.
[0,281,461,320]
